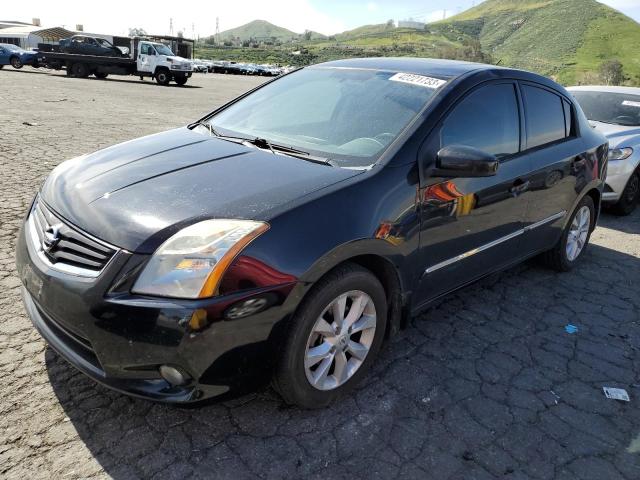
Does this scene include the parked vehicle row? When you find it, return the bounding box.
[16,58,608,408]
[207,60,285,76]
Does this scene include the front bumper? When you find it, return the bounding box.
[603,154,640,202]
[16,208,296,404]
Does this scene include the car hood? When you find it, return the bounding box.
[589,120,640,148]
[40,127,363,253]
[167,56,190,63]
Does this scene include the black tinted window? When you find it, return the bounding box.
[441,83,520,158]
[522,85,566,149]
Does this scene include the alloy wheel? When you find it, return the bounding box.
[566,205,591,261]
[624,174,639,204]
[304,290,377,391]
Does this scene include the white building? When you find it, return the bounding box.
[0,25,76,49]
[397,19,425,29]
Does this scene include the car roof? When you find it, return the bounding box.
[567,85,640,95]
[315,57,502,78]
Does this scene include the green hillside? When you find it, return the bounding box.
[218,20,300,42]
[195,1,640,86]
[434,0,640,84]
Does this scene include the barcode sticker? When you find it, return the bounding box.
[622,100,640,108]
[389,72,447,89]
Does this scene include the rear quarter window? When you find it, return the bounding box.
[522,85,567,149]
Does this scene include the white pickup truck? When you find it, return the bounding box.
[37,37,194,86]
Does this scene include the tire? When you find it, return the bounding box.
[0,65,3,69]
[70,62,89,78]
[94,72,108,79]
[541,195,595,272]
[611,170,639,216]
[273,263,387,408]
[10,56,23,69]
[174,75,188,86]
[155,69,171,86]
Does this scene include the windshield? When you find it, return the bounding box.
[571,91,640,127]
[1,44,21,51]
[153,43,174,56]
[205,67,443,167]
[96,38,114,48]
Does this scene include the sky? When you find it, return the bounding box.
[2,0,640,38]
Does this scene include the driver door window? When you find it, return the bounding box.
[441,83,521,158]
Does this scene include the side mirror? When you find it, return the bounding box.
[434,145,499,177]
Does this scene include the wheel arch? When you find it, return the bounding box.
[285,241,410,340]
[562,180,602,231]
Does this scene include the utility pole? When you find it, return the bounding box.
[169,18,174,36]
[216,17,220,45]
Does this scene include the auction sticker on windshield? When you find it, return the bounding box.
[622,100,640,108]
[389,72,447,89]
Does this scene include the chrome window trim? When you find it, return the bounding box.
[424,210,567,275]
[26,203,120,278]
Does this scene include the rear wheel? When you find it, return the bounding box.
[10,56,23,69]
[541,195,595,272]
[611,171,639,216]
[70,62,89,78]
[273,263,387,408]
[155,69,171,86]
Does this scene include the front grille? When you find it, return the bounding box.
[29,199,117,276]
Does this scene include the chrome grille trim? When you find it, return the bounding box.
[27,198,119,278]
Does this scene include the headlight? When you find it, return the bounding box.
[609,147,633,160]
[132,219,268,299]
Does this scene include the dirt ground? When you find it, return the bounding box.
[1,67,639,479]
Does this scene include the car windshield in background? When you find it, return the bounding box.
[2,44,21,51]
[572,91,640,127]
[206,67,444,167]
[154,44,174,56]
[96,38,113,48]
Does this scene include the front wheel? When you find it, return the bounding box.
[611,171,639,216]
[94,72,108,79]
[273,263,387,408]
[155,70,171,86]
[174,75,188,86]
[10,56,23,69]
[541,195,595,272]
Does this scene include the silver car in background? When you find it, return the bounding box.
[569,86,640,215]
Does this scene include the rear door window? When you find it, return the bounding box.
[441,83,520,158]
[522,85,567,149]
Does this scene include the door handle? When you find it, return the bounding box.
[509,179,530,196]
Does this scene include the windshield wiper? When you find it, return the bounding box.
[190,122,335,166]
[190,121,254,144]
[249,138,335,166]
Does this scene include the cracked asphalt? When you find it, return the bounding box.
[1,68,640,480]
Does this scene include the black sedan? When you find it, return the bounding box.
[59,35,128,57]
[16,58,607,408]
